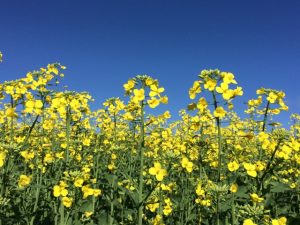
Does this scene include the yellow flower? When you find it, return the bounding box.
[233,86,243,97]
[189,81,201,99]
[255,161,265,172]
[243,219,257,225]
[152,214,163,225]
[35,100,43,109]
[93,189,102,197]
[83,138,91,146]
[123,79,135,91]
[53,185,68,197]
[123,112,134,120]
[145,77,154,86]
[216,82,234,100]
[230,183,238,193]
[147,98,160,108]
[62,196,73,208]
[82,185,95,199]
[20,150,35,162]
[18,175,31,188]
[244,163,257,177]
[267,92,277,103]
[149,162,167,181]
[133,88,145,102]
[74,178,84,187]
[213,106,226,119]
[196,184,205,197]
[250,193,264,203]
[163,110,171,119]
[163,198,173,216]
[111,153,117,160]
[160,95,168,104]
[149,85,164,97]
[227,161,239,172]
[272,217,287,225]
[181,157,193,173]
[221,72,237,84]
[197,97,208,112]
[47,64,59,75]
[84,211,93,218]
[146,200,159,212]
[204,79,217,91]
[0,151,6,167]
[5,107,17,118]
[41,152,52,162]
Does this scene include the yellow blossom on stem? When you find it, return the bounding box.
[123,79,135,92]
[181,157,193,173]
[53,185,68,197]
[163,198,173,216]
[243,219,257,225]
[0,152,6,167]
[62,196,73,208]
[244,163,257,177]
[221,72,237,84]
[227,161,239,172]
[216,82,234,100]
[272,217,287,225]
[147,98,160,108]
[189,81,202,99]
[230,183,238,193]
[250,193,264,203]
[149,162,167,181]
[20,150,35,162]
[133,88,145,103]
[18,175,31,188]
[197,97,208,112]
[204,79,217,91]
[149,85,164,97]
[213,106,226,119]
[84,211,94,218]
[81,185,95,199]
[5,107,17,118]
[267,92,277,103]
[74,178,84,187]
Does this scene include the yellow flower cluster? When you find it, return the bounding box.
[0,59,299,225]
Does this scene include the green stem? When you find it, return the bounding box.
[65,107,71,164]
[212,91,222,225]
[262,101,270,132]
[138,101,145,225]
[59,200,65,225]
[231,193,236,225]
[30,171,42,225]
[258,139,282,191]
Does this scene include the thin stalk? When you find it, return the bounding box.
[231,193,236,225]
[109,112,117,225]
[30,171,42,225]
[65,107,71,164]
[212,91,222,225]
[137,101,145,225]
[59,200,65,225]
[262,101,270,132]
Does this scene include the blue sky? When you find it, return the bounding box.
[0,0,299,123]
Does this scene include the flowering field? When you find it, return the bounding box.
[0,56,300,225]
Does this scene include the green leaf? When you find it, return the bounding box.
[235,185,248,199]
[78,199,94,212]
[95,211,109,225]
[269,181,290,193]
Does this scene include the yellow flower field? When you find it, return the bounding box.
[0,56,300,225]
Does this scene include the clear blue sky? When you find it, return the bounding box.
[0,0,300,123]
